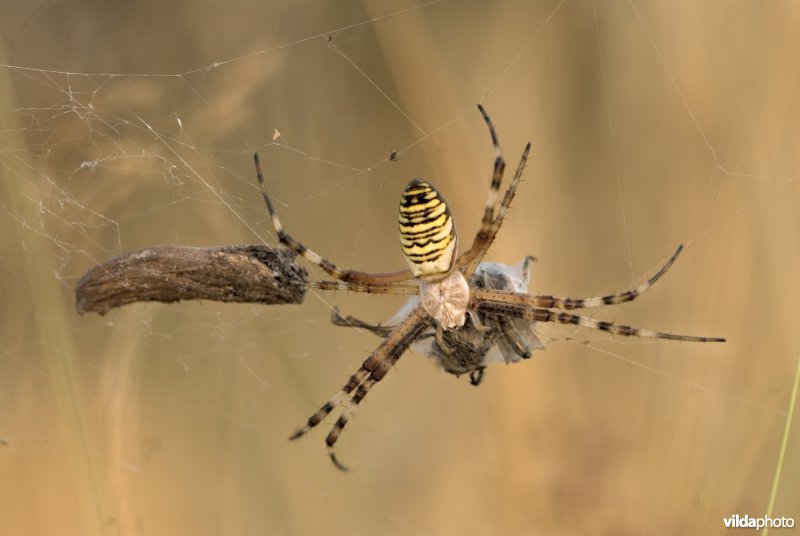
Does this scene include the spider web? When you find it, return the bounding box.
[1,1,798,534]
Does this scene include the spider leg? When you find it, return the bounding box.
[310,281,419,295]
[476,301,726,343]
[288,369,368,441]
[475,104,506,236]
[472,245,684,310]
[466,309,491,332]
[435,324,454,355]
[324,375,377,471]
[330,306,396,337]
[458,106,532,276]
[290,305,432,470]
[331,307,436,343]
[253,153,413,285]
[287,308,426,441]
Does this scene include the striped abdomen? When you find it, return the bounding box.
[398,179,457,280]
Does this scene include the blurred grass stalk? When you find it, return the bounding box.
[762,354,800,536]
[0,50,104,533]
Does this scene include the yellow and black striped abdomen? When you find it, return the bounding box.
[399,179,457,279]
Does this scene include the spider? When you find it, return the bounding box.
[253,104,725,470]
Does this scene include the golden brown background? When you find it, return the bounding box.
[1,1,798,534]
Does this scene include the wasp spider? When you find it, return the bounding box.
[253,105,725,471]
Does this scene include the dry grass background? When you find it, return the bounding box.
[0,0,798,534]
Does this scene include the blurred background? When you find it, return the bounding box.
[1,0,798,534]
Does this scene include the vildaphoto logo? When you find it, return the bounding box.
[723,514,795,529]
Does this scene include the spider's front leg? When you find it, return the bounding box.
[253,153,414,286]
[290,305,432,471]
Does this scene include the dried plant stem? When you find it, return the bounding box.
[75,245,308,315]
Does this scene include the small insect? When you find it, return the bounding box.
[253,105,725,470]
[389,149,399,161]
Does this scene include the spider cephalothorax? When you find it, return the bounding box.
[253,104,725,471]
